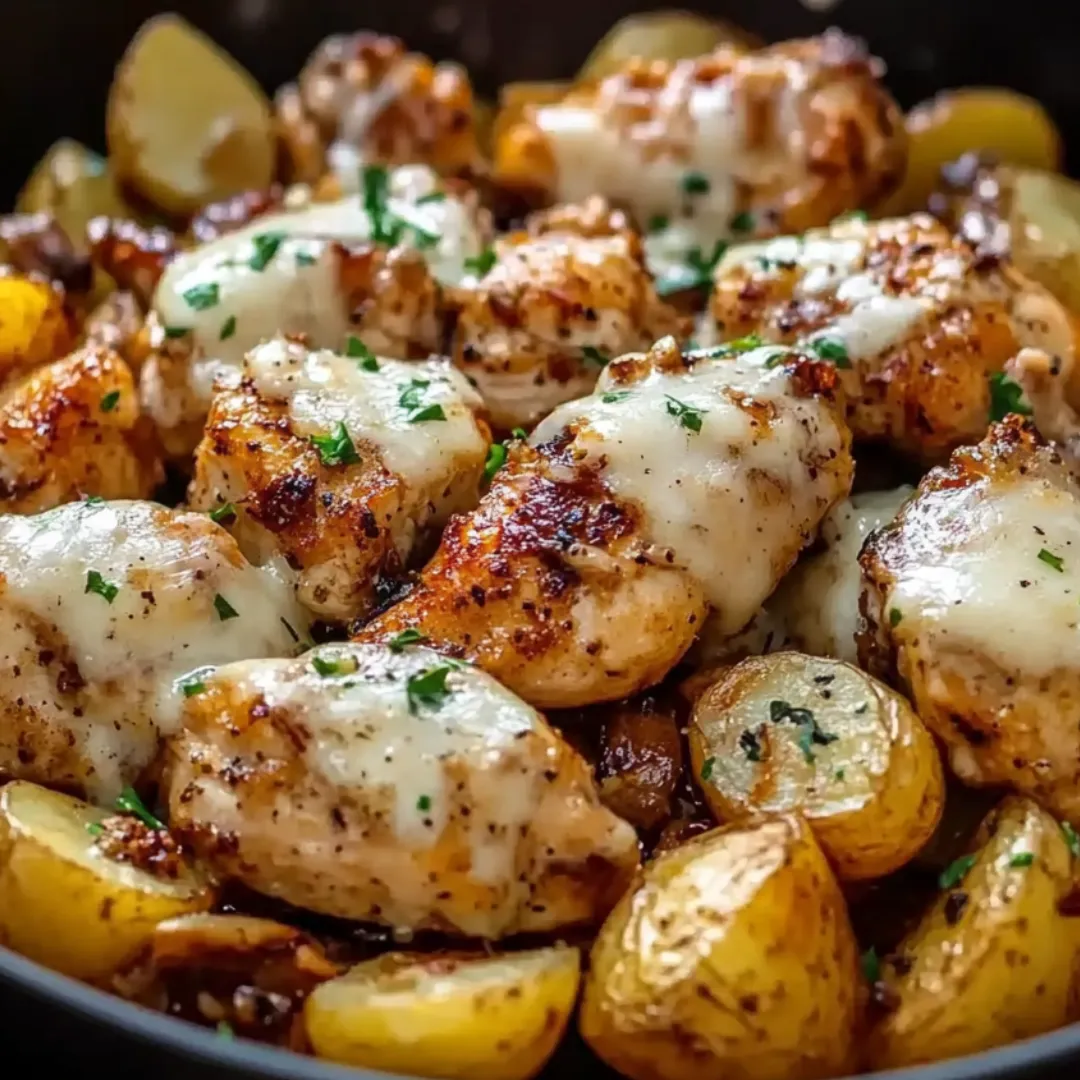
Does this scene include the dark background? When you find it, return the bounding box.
[1,1,1080,1078]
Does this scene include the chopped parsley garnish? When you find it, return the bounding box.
[483,442,507,483]
[988,371,1033,422]
[701,333,763,357]
[99,390,120,413]
[938,853,977,890]
[1064,821,1080,857]
[310,422,360,467]
[833,209,869,224]
[738,727,763,762]
[248,231,286,272]
[511,427,527,440]
[889,607,903,628]
[280,617,301,643]
[311,654,359,677]
[417,794,432,812]
[84,495,104,506]
[86,822,104,837]
[601,390,633,404]
[1038,548,1064,572]
[729,211,755,233]
[181,678,206,698]
[681,171,710,196]
[295,251,317,267]
[700,756,716,782]
[213,593,239,622]
[406,665,453,714]
[835,768,846,781]
[85,569,119,604]
[216,1021,235,1041]
[219,315,237,341]
[464,248,497,277]
[1009,852,1035,868]
[582,346,609,367]
[398,379,431,411]
[363,165,395,243]
[860,946,880,984]
[647,214,670,233]
[209,502,237,525]
[654,240,727,297]
[346,335,379,371]
[114,786,165,830]
[769,699,838,763]
[408,403,447,424]
[416,191,446,204]
[664,395,705,433]
[182,283,220,311]
[163,325,190,339]
[809,336,851,368]
[388,628,428,652]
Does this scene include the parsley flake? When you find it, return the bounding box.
[408,403,447,424]
[938,853,977,890]
[682,171,710,196]
[86,822,104,837]
[730,211,755,233]
[833,209,869,224]
[99,390,120,413]
[310,423,360,467]
[809,336,851,368]
[861,946,880,984]
[464,248,497,277]
[511,428,527,440]
[181,679,206,698]
[769,699,839,763]
[416,191,446,205]
[182,283,220,311]
[85,569,119,603]
[311,654,359,677]
[219,315,237,341]
[1063,821,1080,857]
[701,333,763,357]
[346,335,379,371]
[213,593,239,621]
[163,325,189,339]
[700,756,716,782]
[406,665,454,714]
[602,390,633,404]
[654,240,727,297]
[388,628,429,652]
[295,251,317,267]
[483,442,507,483]
[1038,548,1064,572]
[115,786,165,830]
[738,728,763,762]
[417,794,432,812]
[647,214,670,233]
[216,1021,235,1041]
[398,379,431,411]
[209,502,238,525]
[664,395,705,433]
[889,607,903,628]
[582,346,609,367]
[248,231,286,272]
[83,495,105,506]
[988,371,1033,422]
[280,617,301,643]
[363,165,394,243]
[1009,852,1035,868]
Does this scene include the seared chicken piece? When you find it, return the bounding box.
[134,166,487,459]
[189,336,489,623]
[0,346,162,512]
[860,417,1080,825]
[449,198,687,431]
[707,212,1080,461]
[0,499,307,802]
[275,32,483,186]
[493,32,905,281]
[166,641,639,937]
[359,336,852,709]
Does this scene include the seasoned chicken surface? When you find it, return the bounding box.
[166,641,639,937]
[359,336,852,709]
[0,346,162,513]
[707,212,1080,461]
[189,337,489,623]
[140,165,487,458]
[275,32,483,186]
[493,32,905,279]
[449,198,687,431]
[860,417,1080,825]
[0,500,307,802]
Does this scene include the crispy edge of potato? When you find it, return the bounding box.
[867,795,1080,1069]
[0,271,75,381]
[580,815,861,1080]
[305,946,580,1080]
[688,653,944,881]
[0,781,215,983]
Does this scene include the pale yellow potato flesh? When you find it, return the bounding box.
[305,946,580,1080]
[580,816,861,1080]
[689,653,945,880]
[106,14,274,216]
[0,781,215,984]
[868,795,1080,1069]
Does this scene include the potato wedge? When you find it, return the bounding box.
[0,781,215,983]
[577,11,762,82]
[305,946,580,1080]
[106,14,274,216]
[689,654,944,880]
[867,795,1080,1069]
[580,816,860,1080]
[875,88,1062,216]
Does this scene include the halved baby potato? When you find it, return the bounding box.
[689,653,944,880]
[0,274,74,380]
[580,816,861,1080]
[305,946,580,1080]
[106,14,274,216]
[867,795,1080,1069]
[0,781,215,983]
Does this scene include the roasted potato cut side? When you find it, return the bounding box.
[0,273,75,381]
[867,795,1080,1069]
[0,781,215,983]
[689,654,944,880]
[305,946,580,1080]
[580,816,860,1080]
[106,14,274,216]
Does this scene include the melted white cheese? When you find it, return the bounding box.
[532,347,846,634]
[889,478,1080,675]
[248,338,486,498]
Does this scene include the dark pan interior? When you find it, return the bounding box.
[2,1,1080,1078]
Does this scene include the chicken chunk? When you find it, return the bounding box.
[0,345,162,512]
[141,165,487,459]
[166,642,639,937]
[493,31,905,280]
[358,336,852,709]
[189,336,489,624]
[707,212,1080,461]
[449,198,686,431]
[275,32,483,186]
[860,416,1080,825]
[0,499,308,802]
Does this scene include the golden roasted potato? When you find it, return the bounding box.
[867,795,1080,1069]
[492,81,573,150]
[0,272,75,382]
[107,14,274,216]
[689,654,944,880]
[876,88,1062,216]
[577,10,762,81]
[305,947,580,1080]
[0,781,215,984]
[580,816,860,1080]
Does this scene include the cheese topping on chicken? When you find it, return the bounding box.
[0,500,307,802]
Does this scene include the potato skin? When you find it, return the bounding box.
[580,815,860,1080]
[689,653,944,880]
[867,795,1080,1069]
